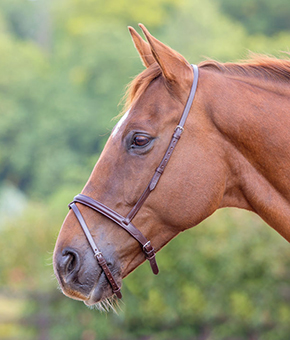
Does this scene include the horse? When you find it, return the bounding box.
[53,24,290,310]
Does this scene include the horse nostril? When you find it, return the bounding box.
[60,248,80,283]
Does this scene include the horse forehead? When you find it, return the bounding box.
[111,81,175,139]
[111,102,163,140]
[112,109,130,138]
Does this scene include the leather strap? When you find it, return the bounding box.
[124,64,199,223]
[71,194,159,275]
[68,65,199,299]
[70,203,122,298]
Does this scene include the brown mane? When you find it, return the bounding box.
[122,54,290,114]
[123,63,162,113]
[199,54,290,83]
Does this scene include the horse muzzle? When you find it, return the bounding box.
[53,245,122,305]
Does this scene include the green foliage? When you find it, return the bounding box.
[218,0,290,35]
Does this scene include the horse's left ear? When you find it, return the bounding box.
[139,24,192,83]
[129,26,155,68]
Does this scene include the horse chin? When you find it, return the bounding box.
[84,275,122,312]
[59,278,121,313]
[85,293,120,313]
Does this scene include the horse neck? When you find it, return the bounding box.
[202,68,290,241]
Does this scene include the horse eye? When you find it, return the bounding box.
[132,135,151,147]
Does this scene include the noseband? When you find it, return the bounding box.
[69,65,199,299]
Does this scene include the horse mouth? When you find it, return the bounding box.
[80,274,121,312]
[53,243,122,309]
[86,272,121,305]
[58,269,122,311]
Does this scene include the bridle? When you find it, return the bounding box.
[68,64,199,299]
[69,65,199,299]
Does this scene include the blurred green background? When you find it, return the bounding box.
[1,0,290,339]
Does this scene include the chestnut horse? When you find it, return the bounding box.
[53,24,290,309]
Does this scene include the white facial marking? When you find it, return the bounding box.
[112,109,130,138]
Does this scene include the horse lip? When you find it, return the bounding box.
[60,285,89,302]
[84,295,98,306]
[84,300,94,306]
[84,272,122,306]
[59,280,102,305]
[85,284,103,305]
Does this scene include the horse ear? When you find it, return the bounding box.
[139,24,191,82]
[128,26,155,68]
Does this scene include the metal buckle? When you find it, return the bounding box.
[175,125,184,132]
[143,241,151,252]
[94,251,102,258]
[143,241,155,260]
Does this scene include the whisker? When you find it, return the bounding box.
[94,295,121,314]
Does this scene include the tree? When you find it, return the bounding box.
[218,0,290,35]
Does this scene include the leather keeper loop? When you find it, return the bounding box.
[113,287,122,299]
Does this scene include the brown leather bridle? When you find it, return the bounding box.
[68,64,199,299]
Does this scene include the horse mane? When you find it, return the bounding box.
[122,53,290,114]
[122,63,162,114]
[199,53,290,83]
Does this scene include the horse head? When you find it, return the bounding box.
[53,25,228,308]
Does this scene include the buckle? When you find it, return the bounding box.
[143,241,151,251]
[143,241,155,258]
[94,251,102,258]
[174,125,184,132]
[94,251,105,264]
